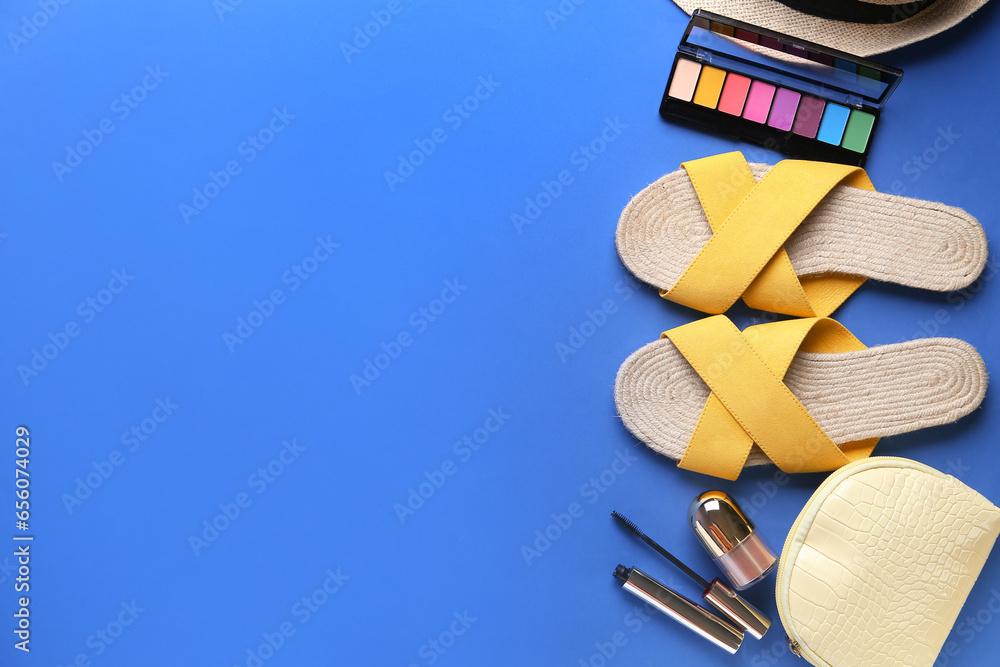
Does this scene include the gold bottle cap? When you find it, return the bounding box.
[688,490,755,559]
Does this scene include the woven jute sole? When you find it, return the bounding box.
[616,164,987,296]
[615,336,987,468]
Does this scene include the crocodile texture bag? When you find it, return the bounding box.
[775,457,1000,667]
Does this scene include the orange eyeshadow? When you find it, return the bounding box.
[692,66,727,109]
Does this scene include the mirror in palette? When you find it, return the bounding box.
[684,22,892,102]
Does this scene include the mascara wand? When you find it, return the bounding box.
[611,510,772,639]
[612,511,710,588]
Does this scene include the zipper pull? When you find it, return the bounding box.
[787,636,803,658]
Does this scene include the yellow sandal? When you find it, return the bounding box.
[615,315,986,480]
[616,152,986,317]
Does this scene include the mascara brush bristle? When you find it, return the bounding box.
[611,510,712,590]
[611,511,643,538]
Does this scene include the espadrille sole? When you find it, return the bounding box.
[617,163,987,296]
[615,336,987,468]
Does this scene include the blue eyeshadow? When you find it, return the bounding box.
[833,58,857,73]
[816,104,851,145]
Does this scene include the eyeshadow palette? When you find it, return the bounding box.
[660,11,903,166]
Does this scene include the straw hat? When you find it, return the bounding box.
[670,0,989,55]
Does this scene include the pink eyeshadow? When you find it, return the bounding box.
[717,74,752,115]
[742,81,775,123]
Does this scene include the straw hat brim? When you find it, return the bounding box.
[670,0,989,55]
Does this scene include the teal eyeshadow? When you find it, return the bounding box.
[816,104,850,145]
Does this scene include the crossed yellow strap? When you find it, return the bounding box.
[663,315,879,480]
[662,152,875,317]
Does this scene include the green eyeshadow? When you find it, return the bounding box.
[841,110,876,153]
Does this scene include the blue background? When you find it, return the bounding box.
[2,0,998,665]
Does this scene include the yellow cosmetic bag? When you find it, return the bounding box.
[775,457,1000,667]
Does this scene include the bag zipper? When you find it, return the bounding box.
[773,456,935,663]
